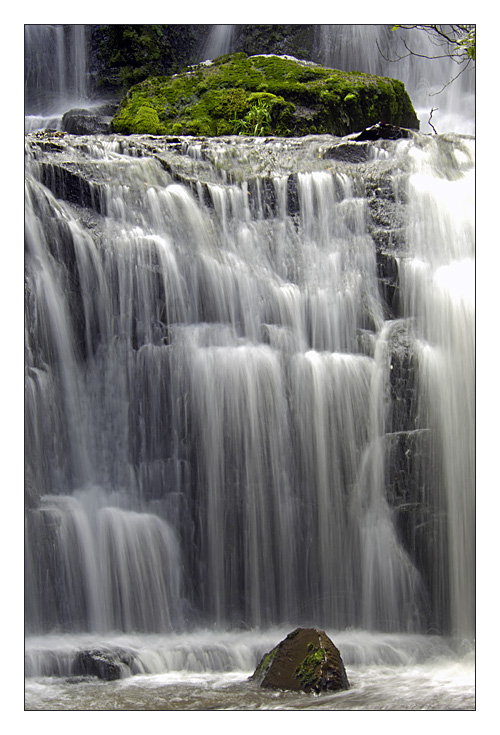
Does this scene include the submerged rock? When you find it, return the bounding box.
[251,627,349,693]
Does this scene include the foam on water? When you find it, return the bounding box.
[24,629,475,710]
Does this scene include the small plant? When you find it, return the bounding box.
[235,99,272,136]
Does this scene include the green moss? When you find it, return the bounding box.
[295,646,326,688]
[112,52,419,136]
[134,105,163,134]
[251,647,277,681]
[204,88,248,118]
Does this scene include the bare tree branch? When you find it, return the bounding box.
[378,25,475,96]
[428,58,474,96]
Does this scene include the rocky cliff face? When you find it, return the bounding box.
[89,25,210,94]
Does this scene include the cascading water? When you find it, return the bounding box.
[398,142,475,638]
[24,128,475,709]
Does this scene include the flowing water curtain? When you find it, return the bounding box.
[183,335,295,626]
[24,24,89,115]
[201,25,236,61]
[25,491,183,633]
[350,323,428,631]
[314,25,390,75]
[25,177,94,491]
[398,135,475,638]
[24,25,67,111]
[24,150,186,632]
[24,133,474,637]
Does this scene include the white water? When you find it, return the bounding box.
[202,24,236,61]
[313,24,475,133]
[399,142,475,638]
[24,628,474,710]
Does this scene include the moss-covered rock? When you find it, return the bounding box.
[251,627,349,693]
[112,53,419,137]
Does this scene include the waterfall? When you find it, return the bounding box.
[24,130,475,643]
[314,24,389,76]
[201,24,236,61]
[24,24,90,131]
[399,142,475,637]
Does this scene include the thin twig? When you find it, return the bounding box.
[428,108,438,134]
[428,58,474,96]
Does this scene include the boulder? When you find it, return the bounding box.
[251,627,349,693]
[111,53,419,137]
[71,648,132,681]
[62,103,118,135]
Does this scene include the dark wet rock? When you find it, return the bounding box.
[376,250,401,315]
[323,141,372,163]
[286,173,300,216]
[62,103,119,135]
[361,164,411,317]
[355,121,412,141]
[251,627,349,693]
[35,160,106,215]
[72,648,133,681]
